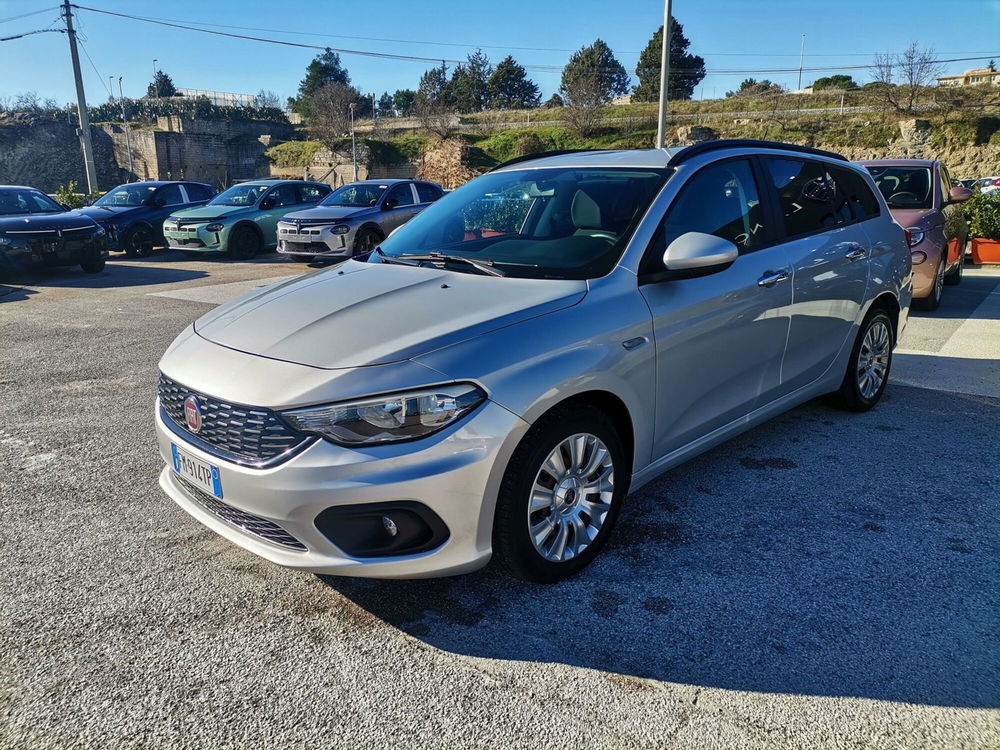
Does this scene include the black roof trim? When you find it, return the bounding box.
[488,149,615,172]
[667,139,848,167]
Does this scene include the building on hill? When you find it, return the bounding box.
[173,89,257,106]
[937,64,1000,87]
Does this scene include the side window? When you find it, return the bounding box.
[764,158,841,236]
[386,183,415,207]
[415,183,441,203]
[266,183,299,207]
[298,183,327,203]
[183,183,213,202]
[156,184,185,206]
[827,166,880,220]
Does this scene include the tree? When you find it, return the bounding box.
[392,88,416,116]
[445,50,493,113]
[870,43,943,113]
[812,74,858,91]
[725,78,785,98]
[560,39,630,106]
[254,89,282,109]
[543,92,564,108]
[487,56,541,109]
[632,19,705,102]
[146,70,176,98]
[377,92,395,117]
[415,63,457,137]
[308,82,363,146]
[289,49,351,118]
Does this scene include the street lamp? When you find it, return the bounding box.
[118,76,135,179]
[797,35,806,91]
[349,102,358,181]
[655,0,673,148]
[152,58,158,98]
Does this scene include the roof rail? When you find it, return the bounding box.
[667,139,848,167]
[488,148,615,172]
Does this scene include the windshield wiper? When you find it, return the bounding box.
[399,252,507,277]
[374,247,420,266]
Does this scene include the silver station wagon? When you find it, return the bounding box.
[156,140,911,582]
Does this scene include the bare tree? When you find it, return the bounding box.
[254,89,282,109]
[308,82,359,146]
[561,72,605,136]
[870,43,943,113]
[415,96,458,139]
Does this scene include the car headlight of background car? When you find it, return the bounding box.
[281,384,486,445]
[205,223,225,232]
[331,224,351,235]
[906,227,925,248]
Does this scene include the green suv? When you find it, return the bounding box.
[163,180,330,259]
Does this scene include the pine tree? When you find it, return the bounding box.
[377,92,395,116]
[392,89,416,116]
[146,70,177,98]
[559,39,629,106]
[487,56,541,109]
[633,20,705,101]
[290,49,351,117]
[445,50,493,112]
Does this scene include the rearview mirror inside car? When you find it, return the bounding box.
[663,232,739,272]
[948,186,972,203]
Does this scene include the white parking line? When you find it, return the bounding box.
[148,275,299,305]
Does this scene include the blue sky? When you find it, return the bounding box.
[2,0,998,105]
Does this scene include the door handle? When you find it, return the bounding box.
[845,247,867,261]
[757,270,790,287]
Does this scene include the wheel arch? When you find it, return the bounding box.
[867,291,900,340]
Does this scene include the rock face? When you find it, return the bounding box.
[673,125,719,145]
[826,142,1000,179]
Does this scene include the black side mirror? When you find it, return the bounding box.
[261,198,275,209]
[382,198,398,210]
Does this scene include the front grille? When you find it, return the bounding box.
[177,477,307,551]
[158,374,309,465]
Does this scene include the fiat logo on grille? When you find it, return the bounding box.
[183,395,203,433]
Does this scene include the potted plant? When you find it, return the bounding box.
[966,191,1000,263]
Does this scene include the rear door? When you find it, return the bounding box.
[761,158,873,392]
[640,157,794,458]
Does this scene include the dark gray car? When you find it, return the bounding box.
[276,179,444,262]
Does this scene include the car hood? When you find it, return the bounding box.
[281,205,372,222]
[77,205,142,224]
[885,207,936,228]
[0,210,97,232]
[193,259,588,369]
[172,204,253,220]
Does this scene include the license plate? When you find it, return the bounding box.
[171,444,222,498]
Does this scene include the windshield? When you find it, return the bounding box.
[374,167,669,279]
[864,166,933,209]
[321,183,387,207]
[94,184,157,207]
[209,183,269,206]
[0,187,65,215]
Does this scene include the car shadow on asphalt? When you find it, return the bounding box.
[324,385,1000,708]
[912,266,1000,321]
[0,262,209,294]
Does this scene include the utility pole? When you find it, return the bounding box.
[797,34,806,91]
[655,0,672,149]
[152,59,158,98]
[118,77,135,179]
[349,103,358,181]
[62,0,98,193]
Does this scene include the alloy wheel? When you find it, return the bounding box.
[527,433,615,563]
[856,319,891,399]
[933,259,945,303]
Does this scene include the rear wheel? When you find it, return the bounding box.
[352,227,382,255]
[121,225,154,257]
[227,225,262,260]
[829,309,894,412]
[493,404,627,582]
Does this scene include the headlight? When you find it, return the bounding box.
[205,223,224,232]
[906,228,925,247]
[331,224,351,234]
[282,383,486,445]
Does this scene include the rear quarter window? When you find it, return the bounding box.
[415,183,442,203]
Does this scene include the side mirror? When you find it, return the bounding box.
[382,198,398,210]
[948,186,972,203]
[663,231,739,272]
[261,198,275,209]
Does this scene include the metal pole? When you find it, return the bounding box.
[797,34,806,91]
[119,77,135,179]
[350,103,358,181]
[655,0,672,148]
[152,59,158,98]
[62,0,98,193]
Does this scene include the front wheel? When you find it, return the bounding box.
[121,225,154,257]
[227,225,262,260]
[914,256,945,311]
[493,404,627,582]
[828,309,894,412]
[352,227,382,255]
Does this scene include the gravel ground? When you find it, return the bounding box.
[2,253,998,749]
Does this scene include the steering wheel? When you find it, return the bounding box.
[888,191,919,203]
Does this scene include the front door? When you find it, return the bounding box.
[639,158,793,459]
[937,163,968,269]
[381,183,419,234]
[257,183,300,246]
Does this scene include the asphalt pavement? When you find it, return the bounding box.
[1,252,998,749]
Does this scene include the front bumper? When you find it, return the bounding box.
[0,232,107,269]
[163,223,226,252]
[277,222,357,257]
[155,398,528,578]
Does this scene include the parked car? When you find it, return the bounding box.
[859,159,971,310]
[957,178,980,190]
[0,185,107,273]
[162,180,331,259]
[155,140,911,582]
[78,180,214,257]
[978,176,1000,196]
[276,179,444,263]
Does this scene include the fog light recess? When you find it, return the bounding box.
[314,501,449,558]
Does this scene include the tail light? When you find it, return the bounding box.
[993,178,1000,186]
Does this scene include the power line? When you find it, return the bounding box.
[0,6,59,24]
[0,28,64,43]
[78,37,113,98]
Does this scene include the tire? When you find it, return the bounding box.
[828,309,894,412]
[914,256,945,311]
[80,258,105,274]
[944,252,964,286]
[493,403,628,583]
[352,227,382,256]
[227,224,262,260]
[290,255,315,263]
[121,225,154,258]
